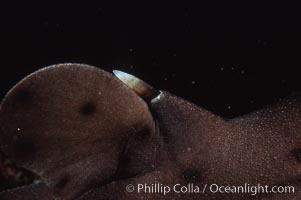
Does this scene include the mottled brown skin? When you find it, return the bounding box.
[0,64,300,200]
[0,64,159,199]
[77,92,301,200]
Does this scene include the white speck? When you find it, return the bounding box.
[129,48,134,52]
[227,105,231,109]
[220,67,224,71]
[98,91,102,95]
[191,81,196,84]
[231,67,235,70]
[187,147,192,152]
[151,164,155,168]
[17,128,21,131]
[164,77,168,81]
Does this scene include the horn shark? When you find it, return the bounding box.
[0,64,300,200]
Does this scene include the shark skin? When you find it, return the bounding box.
[0,64,300,200]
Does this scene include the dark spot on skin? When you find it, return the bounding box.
[12,89,32,105]
[292,148,301,162]
[14,138,35,157]
[135,127,151,140]
[80,102,96,116]
[183,168,202,183]
[54,176,69,190]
